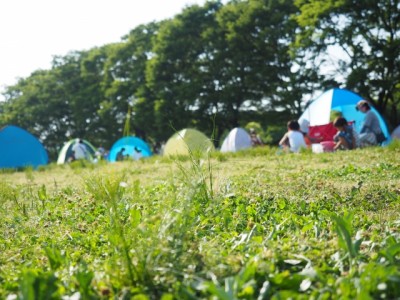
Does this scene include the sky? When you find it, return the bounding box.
[0,0,207,99]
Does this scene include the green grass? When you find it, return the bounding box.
[0,144,399,299]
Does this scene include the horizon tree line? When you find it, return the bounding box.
[1,0,399,159]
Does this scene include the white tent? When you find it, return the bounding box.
[220,127,252,152]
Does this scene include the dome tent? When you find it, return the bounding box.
[298,88,390,143]
[220,127,252,152]
[108,136,152,162]
[57,139,97,164]
[163,128,215,156]
[0,125,48,169]
[392,125,400,140]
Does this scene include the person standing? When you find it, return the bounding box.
[72,139,88,160]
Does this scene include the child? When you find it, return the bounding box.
[249,128,263,146]
[116,147,126,161]
[279,120,307,153]
[333,117,358,150]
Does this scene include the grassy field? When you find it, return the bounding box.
[0,143,399,299]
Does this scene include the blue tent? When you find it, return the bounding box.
[298,88,390,142]
[109,136,152,162]
[0,125,48,169]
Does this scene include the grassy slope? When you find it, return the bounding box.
[0,144,399,299]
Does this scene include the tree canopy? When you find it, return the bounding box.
[1,0,399,159]
[294,0,400,125]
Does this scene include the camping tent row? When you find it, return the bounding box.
[56,116,399,164]
[1,89,396,169]
[0,126,216,169]
[163,127,258,154]
[56,137,153,164]
[0,125,214,168]
[57,129,216,162]
[163,128,254,155]
[0,127,153,169]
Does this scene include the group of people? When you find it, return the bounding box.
[279,99,385,153]
[116,147,143,161]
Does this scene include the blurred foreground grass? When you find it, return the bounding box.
[0,143,399,299]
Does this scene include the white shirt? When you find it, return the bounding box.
[132,151,143,160]
[72,142,87,159]
[288,131,306,153]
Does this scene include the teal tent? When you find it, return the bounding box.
[0,125,48,169]
[109,136,152,162]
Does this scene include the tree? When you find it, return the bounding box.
[146,3,222,140]
[147,0,306,142]
[1,48,112,158]
[101,23,160,142]
[0,69,71,158]
[294,0,400,128]
[200,0,311,138]
[50,49,111,149]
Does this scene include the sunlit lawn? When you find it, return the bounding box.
[0,143,399,299]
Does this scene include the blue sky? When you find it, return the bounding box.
[0,0,206,99]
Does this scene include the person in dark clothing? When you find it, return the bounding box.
[116,148,126,161]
